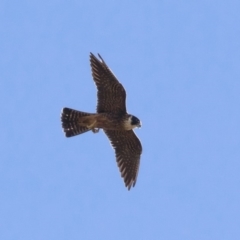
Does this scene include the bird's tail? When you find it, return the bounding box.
[61,108,94,137]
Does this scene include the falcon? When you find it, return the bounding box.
[61,53,142,190]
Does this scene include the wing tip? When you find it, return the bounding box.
[125,178,137,191]
[90,52,104,63]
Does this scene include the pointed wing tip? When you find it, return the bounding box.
[90,52,94,59]
[89,52,104,62]
[97,53,103,60]
[125,179,137,191]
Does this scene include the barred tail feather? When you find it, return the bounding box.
[61,108,92,137]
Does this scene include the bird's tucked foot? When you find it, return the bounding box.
[92,128,99,133]
[87,120,96,129]
[87,120,99,133]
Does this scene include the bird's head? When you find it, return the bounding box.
[131,115,141,128]
[125,115,141,130]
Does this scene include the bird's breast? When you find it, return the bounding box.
[95,113,126,130]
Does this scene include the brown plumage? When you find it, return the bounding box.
[61,53,142,190]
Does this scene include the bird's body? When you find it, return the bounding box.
[61,53,142,190]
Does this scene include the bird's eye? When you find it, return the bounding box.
[131,116,140,125]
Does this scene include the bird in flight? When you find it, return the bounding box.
[61,53,142,190]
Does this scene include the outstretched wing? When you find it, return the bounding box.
[104,129,142,190]
[90,53,127,114]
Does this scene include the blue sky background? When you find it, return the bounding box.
[1,1,240,239]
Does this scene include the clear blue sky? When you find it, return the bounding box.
[1,1,240,239]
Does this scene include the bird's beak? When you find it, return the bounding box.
[138,123,142,128]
